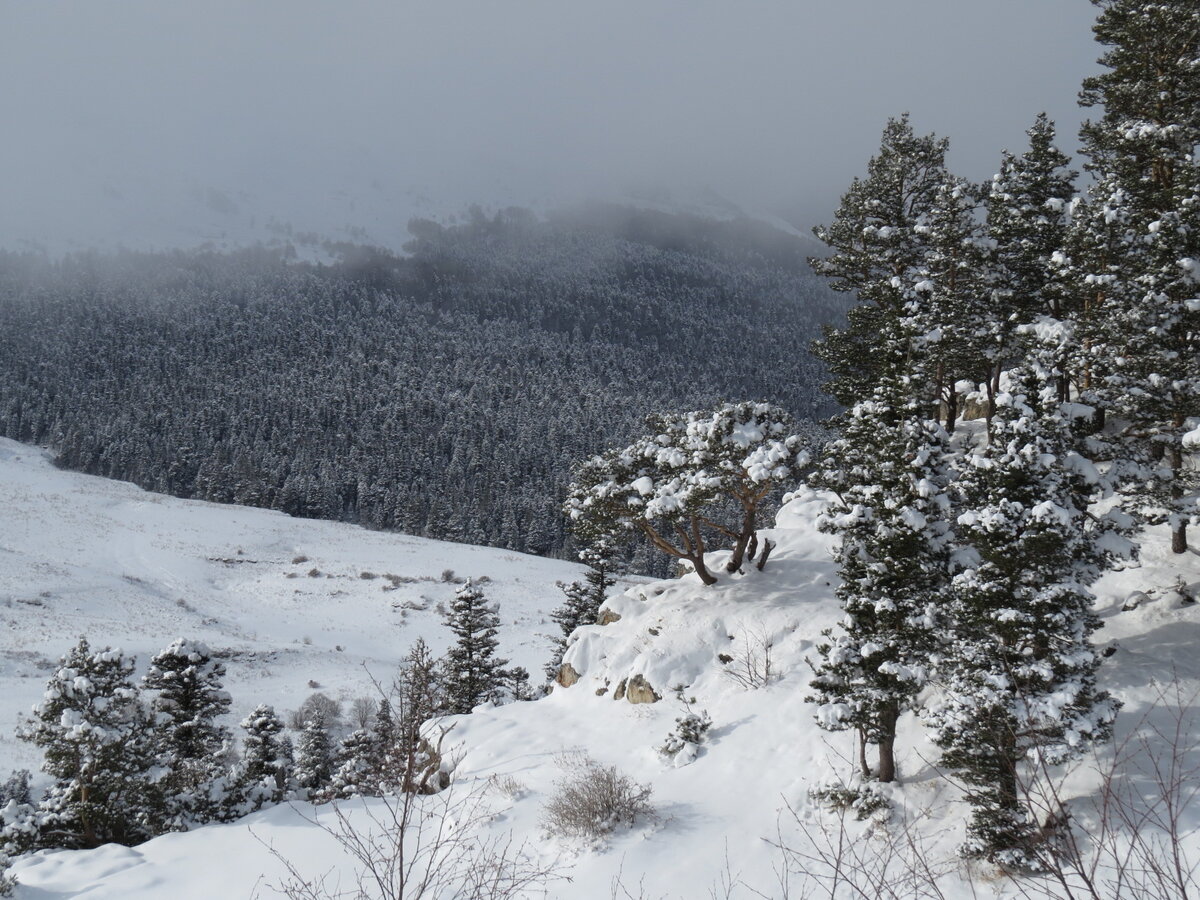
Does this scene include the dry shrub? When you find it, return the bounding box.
[541,752,654,841]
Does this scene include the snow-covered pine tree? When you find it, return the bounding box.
[232,704,292,812]
[928,369,1125,867]
[808,375,955,783]
[444,580,509,715]
[545,540,616,680]
[810,114,951,410]
[908,172,992,427]
[986,114,1078,405]
[1075,0,1200,553]
[141,638,233,825]
[294,710,335,798]
[18,637,162,849]
[328,727,380,799]
[565,402,811,584]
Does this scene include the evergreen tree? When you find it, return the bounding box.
[808,377,955,783]
[294,711,335,798]
[328,727,381,800]
[141,638,232,825]
[566,402,812,584]
[232,704,292,812]
[546,540,616,680]
[444,580,509,715]
[927,370,1124,866]
[1075,0,1200,552]
[986,114,1078,405]
[18,637,162,849]
[909,173,992,426]
[810,115,951,410]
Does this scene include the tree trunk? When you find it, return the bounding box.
[755,539,776,571]
[876,704,899,783]
[725,503,757,573]
[858,730,871,779]
[1169,414,1188,553]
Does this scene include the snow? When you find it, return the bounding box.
[0,438,590,780]
[4,438,1200,898]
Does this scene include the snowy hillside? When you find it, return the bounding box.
[5,441,1199,898]
[0,438,592,777]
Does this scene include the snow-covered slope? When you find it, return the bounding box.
[5,443,1200,899]
[0,438,591,776]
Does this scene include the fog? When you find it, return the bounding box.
[1,1,1101,253]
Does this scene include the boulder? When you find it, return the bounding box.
[555,662,580,688]
[625,674,660,704]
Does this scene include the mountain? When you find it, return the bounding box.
[0,205,843,564]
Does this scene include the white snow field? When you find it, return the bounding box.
[4,438,1200,898]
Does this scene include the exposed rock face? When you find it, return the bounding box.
[556,662,580,688]
[613,678,627,701]
[597,608,622,626]
[625,674,660,704]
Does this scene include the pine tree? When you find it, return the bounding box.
[909,173,992,426]
[232,704,292,812]
[142,638,232,825]
[1075,0,1200,553]
[18,637,162,849]
[546,540,616,680]
[294,711,335,798]
[808,377,955,783]
[810,115,951,410]
[328,727,381,799]
[927,370,1124,866]
[444,580,509,715]
[986,114,1078,405]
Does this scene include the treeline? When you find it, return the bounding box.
[0,205,842,563]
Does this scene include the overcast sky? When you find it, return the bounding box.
[0,1,1103,253]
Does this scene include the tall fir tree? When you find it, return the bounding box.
[1075,0,1200,552]
[18,637,162,849]
[810,114,951,411]
[141,638,233,825]
[986,114,1078,405]
[927,370,1125,866]
[444,580,509,715]
[808,375,956,783]
[910,173,992,426]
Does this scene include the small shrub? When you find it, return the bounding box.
[359,571,377,580]
[308,568,322,578]
[292,555,309,564]
[810,781,892,821]
[659,709,712,758]
[488,774,528,800]
[541,753,654,841]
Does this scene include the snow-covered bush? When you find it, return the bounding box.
[659,706,712,767]
[540,753,654,842]
[565,401,812,585]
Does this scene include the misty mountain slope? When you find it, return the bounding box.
[0,437,595,778]
[0,207,843,563]
[8,464,1200,899]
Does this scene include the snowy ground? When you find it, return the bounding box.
[0,438,593,777]
[4,439,1200,899]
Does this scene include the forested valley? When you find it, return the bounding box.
[0,205,841,563]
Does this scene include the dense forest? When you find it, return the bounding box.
[0,205,842,561]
